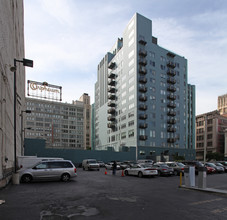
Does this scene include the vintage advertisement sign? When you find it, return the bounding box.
[27,80,62,101]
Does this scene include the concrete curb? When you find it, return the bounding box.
[179,185,227,195]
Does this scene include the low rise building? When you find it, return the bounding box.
[218,93,227,117]
[25,93,91,150]
[196,110,227,161]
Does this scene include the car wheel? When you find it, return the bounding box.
[124,170,128,176]
[61,173,70,182]
[174,170,178,176]
[21,174,32,183]
[138,172,143,178]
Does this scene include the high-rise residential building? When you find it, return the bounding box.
[25,95,91,150]
[196,110,227,161]
[218,93,227,116]
[95,13,195,161]
[0,0,25,187]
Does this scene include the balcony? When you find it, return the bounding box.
[107,116,115,121]
[108,79,116,86]
[108,62,116,69]
[108,108,116,114]
[108,101,116,107]
[167,69,176,76]
[167,61,176,68]
[139,114,147,120]
[167,126,176,132]
[167,86,176,92]
[167,138,176,143]
[139,104,147,111]
[139,49,147,57]
[139,135,148,140]
[139,86,147,93]
[108,72,115,78]
[167,102,176,108]
[167,77,176,84]
[167,52,176,58]
[139,39,147,45]
[167,118,176,124]
[139,95,147,102]
[139,58,147,66]
[167,94,176,100]
[139,123,148,129]
[167,111,176,116]
[107,122,116,129]
[108,87,116,93]
[139,66,147,75]
[108,94,116,100]
[139,76,147,84]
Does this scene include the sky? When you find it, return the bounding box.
[24,0,227,115]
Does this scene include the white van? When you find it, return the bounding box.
[82,159,100,171]
[17,156,63,170]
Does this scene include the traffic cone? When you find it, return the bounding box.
[121,170,124,177]
[105,168,107,175]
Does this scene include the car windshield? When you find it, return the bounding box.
[160,164,169,168]
[216,163,223,166]
[88,160,97,164]
[197,162,204,167]
[206,163,216,167]
[177,162,185,167]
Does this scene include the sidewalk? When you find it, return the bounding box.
[180,185,227,195]
[180,172,227,195]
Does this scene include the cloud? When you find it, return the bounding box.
[24,1,227,114]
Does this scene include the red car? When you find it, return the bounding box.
[205,165,216,174]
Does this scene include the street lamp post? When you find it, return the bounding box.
[20,110,32,155]
[13,58,33,174]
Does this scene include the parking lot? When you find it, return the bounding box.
[1,168,227,220]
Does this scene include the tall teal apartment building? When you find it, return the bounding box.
[95,13,195,161]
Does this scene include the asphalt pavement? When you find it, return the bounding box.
[0,168,227,220]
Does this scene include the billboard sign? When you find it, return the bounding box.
[27,80,62,101]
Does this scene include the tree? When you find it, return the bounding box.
[206,152,224,161]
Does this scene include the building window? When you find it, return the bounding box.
[121,132,126,139]
[128,120,134,127]
[139,150,145,155]
[128,129,134,138]
[150,130,155,138]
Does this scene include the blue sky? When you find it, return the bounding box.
[24,0,227,115]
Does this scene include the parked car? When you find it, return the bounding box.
[181,161,204,174]
[166,162,185,176]
[217,161,227,172]
[97,161,105,167]
[105,162,121,170]
[214,162,227,172]
[203,164,216,174]
[82,159,100,171]
[124,164,158,178]
[137,159,154,167]
[19,160,77,183]
[137,159,154,164]
[152,163,174,176]
[204,162,224,173]
[118,161,134,170]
